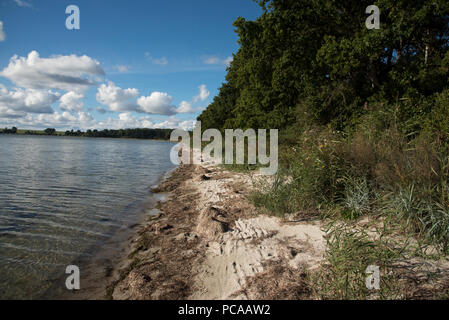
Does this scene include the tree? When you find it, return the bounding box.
[198,0,449,133]
[44,128,56,135]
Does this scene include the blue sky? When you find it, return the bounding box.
[0,0,261,130]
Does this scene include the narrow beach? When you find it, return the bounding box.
[108,155,326,300]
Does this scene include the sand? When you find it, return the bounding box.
[110,149,326,300]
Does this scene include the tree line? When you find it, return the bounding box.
[64,128,173,140]
[0,127,173,140]
[0,127,18,134]
[198,0,449,139]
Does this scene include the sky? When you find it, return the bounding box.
[0,0,261,131]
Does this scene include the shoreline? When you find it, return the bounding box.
[108,156,326,300]
[41,170,173,300]
[48,150,449,300]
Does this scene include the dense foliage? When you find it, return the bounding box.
[198,0,449,136]
[0,127,17,134]
[199,0,449,253]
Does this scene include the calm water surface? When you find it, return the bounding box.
[0,135,175,299]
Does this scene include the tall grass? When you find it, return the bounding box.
[384,184,449,252]
[252,115,449,251]
[311,222,405,300]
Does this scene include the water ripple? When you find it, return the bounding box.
[0,135,175,299]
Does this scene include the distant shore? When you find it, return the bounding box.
[0,127,174,141]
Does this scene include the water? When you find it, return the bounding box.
[0,134,176,299]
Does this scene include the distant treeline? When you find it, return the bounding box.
[0,127,18,134]
[64,128,173,140]
[0,127,174,140]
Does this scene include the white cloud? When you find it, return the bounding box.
[35,111,95,128]
[176,100,193,113]
[178,120,196,131]
[223,57,233,66]
[193,84,210,103]
[176,100,203,114]
[59,91,84,112]
[0,85,59,116]
[176,84,209,113]
[1,111,96,130]
[0,21,5,42]
[153,118,195,131]
[145,52,168,66]
[96,81,139,112]
[97,114,195,130]
[0,106,196,131]
[204,57,220,64]
[137,91,177,115]
[14,0,33,8]
[0,50,105,91]
[96,82,202,115]
[115,65,129,73]
[203,56,233,66]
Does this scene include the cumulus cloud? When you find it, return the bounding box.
[176,101,204,114]
[0,85,59,116]
[0,51,105,91]
[96,81,139,112]
[0,105,196,131]
[0,21,5,42]
[193,84,210,103]
[176,84,209,113]
[96,82,200,115]
[0,111,96,130]
[59,91,84,111]
[96,114,195,130]
[59,91,84,112]
[137,92,177,115]
[36,111,94,127]
[153,118,195,131]
[203,56,233,66]
[176,100,193,113]
[144,52,168,66]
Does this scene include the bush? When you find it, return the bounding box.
[252,127,347,214]
[384,184,449,252]
[312,222,403,300]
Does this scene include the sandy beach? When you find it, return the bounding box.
[88,143,449,301]
[107,153,327,300]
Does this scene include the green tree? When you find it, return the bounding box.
[44,128,56,135]
[198,0,449,133]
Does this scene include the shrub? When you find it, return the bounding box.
[384,184,449,252]
[312,222,403,300]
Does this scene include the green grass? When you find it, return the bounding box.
[250,121,449,299]
[311,220,407,300]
